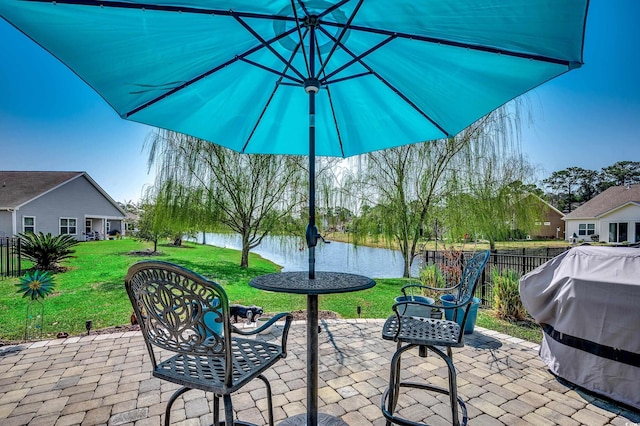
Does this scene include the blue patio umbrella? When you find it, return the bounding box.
[1,1,588,424]
[0,0,588,277]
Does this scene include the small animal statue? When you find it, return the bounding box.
[229,304,264,323]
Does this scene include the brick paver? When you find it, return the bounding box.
[0,320,638,425]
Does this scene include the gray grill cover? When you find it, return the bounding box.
[519,245,640,409]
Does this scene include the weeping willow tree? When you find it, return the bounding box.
[316,157,361,233]
[349,103,534,277]
[147,130,305,268]
[443,108,542,250]
[351,125,485,278]
[152,182,222,245]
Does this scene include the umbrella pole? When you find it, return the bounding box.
[307,21,319,426]
[306,87,319,426]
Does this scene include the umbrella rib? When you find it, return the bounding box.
[324,71,372,85]
[314,0,350,20]
[240,43,304,153]
[315,0,364,78]
[22,0,299,24]
[233,14,307,81]
[290,0,311,77]
[125,26,299,118]
[311,33,346,158]
[322,35,395,82]
[322,21,576,67]
[324,85,346,158]
[319,27,451,137]
[236,57,303,84]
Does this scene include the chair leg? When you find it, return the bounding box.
[381,343,412,426]
[443,347,459,426]
[257,374,274,426]
[213,394,221,426]
[223,394,234,426]
[165,386,190,426]
[382,344,467,426]
[389,343,404,415]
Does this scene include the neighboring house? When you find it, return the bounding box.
[528,194,566,239]
[563,184,640,243]
[0,171,126,240]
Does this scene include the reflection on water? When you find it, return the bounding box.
[202,233,421,278]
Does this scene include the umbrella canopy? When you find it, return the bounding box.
[1,1,588,158]
[1,0,589,276]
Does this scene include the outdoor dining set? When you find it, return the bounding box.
[124,250,490,426]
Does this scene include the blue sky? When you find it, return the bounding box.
[1,0,638,202]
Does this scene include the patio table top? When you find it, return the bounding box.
[0,319,638,426]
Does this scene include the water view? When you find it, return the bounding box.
[201,233,422,278]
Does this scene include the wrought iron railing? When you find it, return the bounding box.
[0,237,22,279]
[423,247,570,308]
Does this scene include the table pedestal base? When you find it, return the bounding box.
[279,413,348,426]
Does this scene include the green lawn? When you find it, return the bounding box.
[0,239,541,343]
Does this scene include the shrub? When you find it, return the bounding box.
[419,264,445,287]
[418,264,446,300]
[492,269,527,321]
[439,243,464,285]
[18,232,79,271]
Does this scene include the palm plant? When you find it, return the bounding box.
[18,232,78,271]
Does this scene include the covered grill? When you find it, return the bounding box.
[520,245,640,409]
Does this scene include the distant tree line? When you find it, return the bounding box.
[541,161,640,212]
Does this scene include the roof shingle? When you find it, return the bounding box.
[0,171,84,208]
[564,184,640,219]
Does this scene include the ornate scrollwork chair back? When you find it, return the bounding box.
[126,260,293,426]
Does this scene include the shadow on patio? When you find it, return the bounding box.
[1,319,638,425]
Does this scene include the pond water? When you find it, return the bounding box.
[201,233,422,278]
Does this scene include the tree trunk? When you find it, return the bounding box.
[240,230,250,268]
[402,259,411,279]
[240,245,250,269]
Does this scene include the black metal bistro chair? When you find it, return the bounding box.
[125,260,293,426]
[381,250,490,426]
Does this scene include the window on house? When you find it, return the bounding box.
[609,222,629,243]
[23,217,35,233]
[60,218,77,235]
[636,223,640,243]
[578,223,595,236]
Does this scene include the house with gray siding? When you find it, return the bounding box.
[0,171,126,240]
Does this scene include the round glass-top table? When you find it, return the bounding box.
[250,271,375,426]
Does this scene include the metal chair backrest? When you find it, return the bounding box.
[125,260,233,384]
[454,250,490,305]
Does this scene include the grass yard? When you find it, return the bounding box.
[0,239,542,343]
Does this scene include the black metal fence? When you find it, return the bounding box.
[423,247,570,308]
[0,237,21,279]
